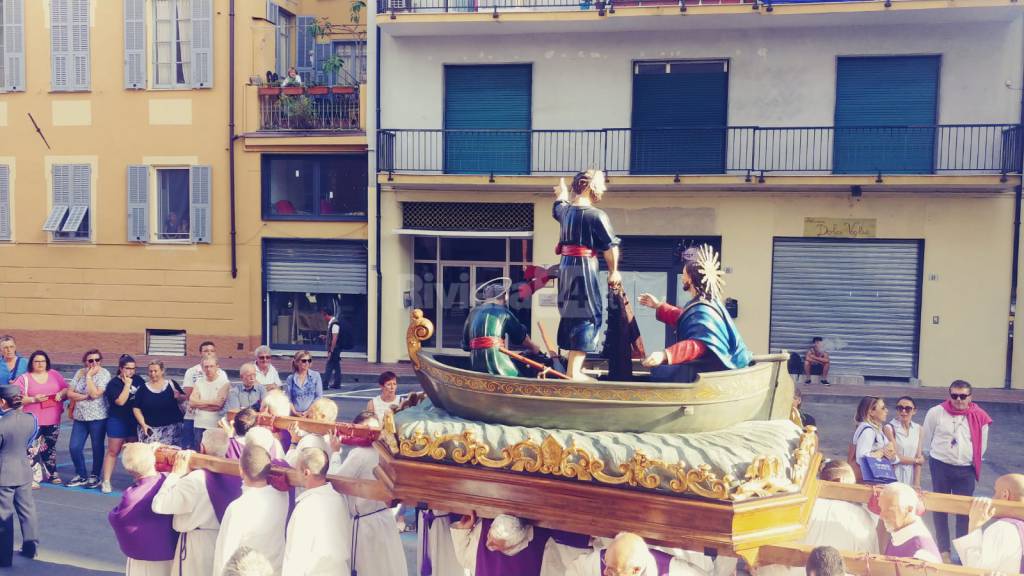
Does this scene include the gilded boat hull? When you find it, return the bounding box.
[413,351,795,434]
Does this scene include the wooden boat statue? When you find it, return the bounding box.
[406,309,796,434]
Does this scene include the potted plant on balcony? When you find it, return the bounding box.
[306,81,329,96]
[258,79,282,96]
[282,83,304,96]
[280,94,316,129]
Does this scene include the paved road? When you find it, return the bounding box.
[7,381,1023,574]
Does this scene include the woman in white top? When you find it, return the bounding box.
[188,354,230,450]
[851,395,898,484]
[366,371,404,419]
[884,395,924,488]
[253,346,282,391]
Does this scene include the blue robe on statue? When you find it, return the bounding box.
[677,298,752,371]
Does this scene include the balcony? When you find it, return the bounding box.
[379,0,1010,15]
[258,86,361,131]
[377,125,1023,178]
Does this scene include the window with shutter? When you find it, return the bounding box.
[157,168,190,241]
[70,0,89,90]
[48,163,90,240]
[124,0,146,89]
[154,0,191,88]
[127,165,149,242]
[50,0,70,91]
[190,0,212,88]
[189,165,211,243]
[0,165,11,241]
[295,15,314,80]
[2,0,26,92]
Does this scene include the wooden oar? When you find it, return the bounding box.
[499,347,570,380]
[537,322,567,373]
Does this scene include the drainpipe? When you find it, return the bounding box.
[228,0,238,279]
[374,24,383,364]
[1007,21,1024,389]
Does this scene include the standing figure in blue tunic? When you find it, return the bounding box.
[639,245,752,382]
[553,170,621,381]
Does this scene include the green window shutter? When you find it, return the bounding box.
[190,165,211,243]
[191,0,213,88]
[2,0,25,91]
[127,165,149,242]
[123,0,145,89]
[70,0,89,90]
[0,165,10,240]
[50,0,70,91]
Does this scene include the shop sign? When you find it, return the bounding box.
[803,217,876,238]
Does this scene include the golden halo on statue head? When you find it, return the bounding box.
[694,244,725,302]
[473,277,514,304]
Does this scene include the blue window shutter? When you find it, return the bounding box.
[2,0,25,91]
[53,165,71,205]
[123,0,145,89]
[834,56,940,174]
[60,164,91,233]
[296,16,314,79]
[266,0,278,23]
[443,64,532,175]
[0,165,10,240]
[190,165,211,243]
[191,0,213,88]
[314,42,332,85]
[50,0,70,91]
[70,0,89,90]
[127,165,149,242]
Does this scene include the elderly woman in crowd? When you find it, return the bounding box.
[66,349,110,489]
[285,350,322,418]
[253,346,282,392]
[101,355,145,493]
[16,350,68,487]
[132,360,186,446]
[0,335,28,385]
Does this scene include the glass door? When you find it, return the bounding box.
[439,265,507,350]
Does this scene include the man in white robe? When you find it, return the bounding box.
[565,532,660,576]
[336,411,408,576]
[756,461,878,576]
[152,429,234,576]
[282,447,352,576]
[417,509,467,576]
[212,444,289,575]
[953,473,1024,572]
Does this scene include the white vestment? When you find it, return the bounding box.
[285,433,331,469]
[337,446,408,576]
[282,483,353,576]
[151,470,221,576]
[417,510,467,576]
[540,538,590,576]
[754,497,878,576]
[212,484,289,576]
[953,519,1024,573]
[564,549,661,576]
[126,558,172,576]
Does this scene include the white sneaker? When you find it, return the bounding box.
[101,481,112,494]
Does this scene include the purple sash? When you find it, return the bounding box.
[225,438,243,461]
[108,474,178,562]
[600,548,672,575]
[475,519,549,576]
[885,534,941,560]
[205,470,243,523]
[420,510,451,576]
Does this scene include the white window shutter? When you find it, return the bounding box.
[127,165,149,242]
[50,0,70,91]
[70,0,90,90]
[191,0,213,88]
[2,0,25,92]
[123,0,145,89]
[0,166,11,240]
[189,165,211,243]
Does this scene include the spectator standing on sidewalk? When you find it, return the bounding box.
[0,336,28,385]
[66,349,110,489]
[253,346,282,392]
[884,396,924,489]
[804,337,831,386]
[16,351,68,487]
[922,379,993,562]
[189,355,230,450]
[182,341,227,450]
[101,355,144,493]
[321,307,344,390]
[285,350,322,418]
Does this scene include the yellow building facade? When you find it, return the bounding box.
[0,0,368,358]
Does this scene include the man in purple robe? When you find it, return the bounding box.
[879,482,941,562]
[108,443,178,576]
[452,512,564,576]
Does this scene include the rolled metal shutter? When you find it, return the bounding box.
[265,240,368,295]
[769,238,922,379]
[444,64,531,175]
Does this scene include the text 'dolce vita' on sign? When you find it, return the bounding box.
[803,217,877,238]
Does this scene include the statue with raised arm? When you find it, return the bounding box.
[553,170,621,381]
[639,245,751,382]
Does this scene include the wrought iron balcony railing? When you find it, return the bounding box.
[380,0,909,15]
[377,124,1023,177]
[258,89,360,131]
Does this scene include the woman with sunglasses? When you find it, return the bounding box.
[253,345,282,392]
[15,351,69,487]
[101,355,144,493]
[65,349,111,488]
[884,396,924,489]
[851,396,898,484]
[285,350,322,418]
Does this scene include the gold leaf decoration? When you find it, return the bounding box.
[406,309,435,370]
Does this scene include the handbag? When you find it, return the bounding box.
[860,456,898,484]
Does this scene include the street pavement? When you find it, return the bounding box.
[5,378,1023,574]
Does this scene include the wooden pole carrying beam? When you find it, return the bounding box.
[224,410,381,441]
[759,544,988,576]
[819,480,1024,520]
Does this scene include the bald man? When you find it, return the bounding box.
[565,532,658,576]
[108,444,177,576]
[953,473,1024,572]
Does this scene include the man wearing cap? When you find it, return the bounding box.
[0,384,39,566]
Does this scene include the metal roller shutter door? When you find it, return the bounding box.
[769,238,922,379]
[444,64,531,175]
[265,240,368,295]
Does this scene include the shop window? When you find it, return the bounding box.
[262,154,367,220]
[267,292,367,353]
